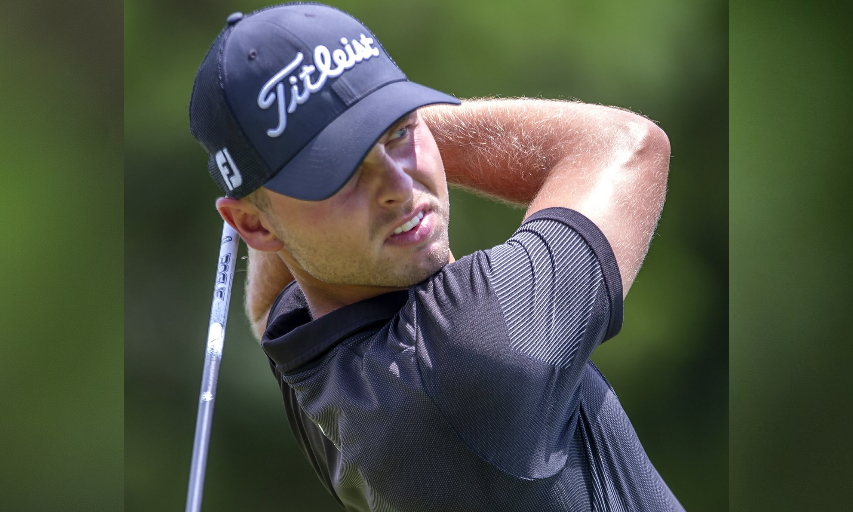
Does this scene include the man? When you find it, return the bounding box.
[190,3,680,511]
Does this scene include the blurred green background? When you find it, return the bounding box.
[729,0,853,509]
[0,1,124,510]
[21,0,853,511]
[125,1,726,511]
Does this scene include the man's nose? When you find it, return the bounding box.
[364,153,414,206]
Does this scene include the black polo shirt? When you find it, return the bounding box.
[261,207,684,511]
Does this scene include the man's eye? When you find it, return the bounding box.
[389,126,409,141]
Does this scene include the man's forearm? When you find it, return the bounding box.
[422,98,656,205]
[245,248,293,339]
[422,98,671,294]
[422,98,562,205]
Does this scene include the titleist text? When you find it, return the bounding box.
[257,34,380,138]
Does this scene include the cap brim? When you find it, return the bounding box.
[262,80,460,201]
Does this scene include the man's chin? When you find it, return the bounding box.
[412,248,451,283]
[384,247,450,287]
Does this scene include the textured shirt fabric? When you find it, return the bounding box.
[261,207,684,511]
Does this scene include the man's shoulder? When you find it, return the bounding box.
[412,206,616,304]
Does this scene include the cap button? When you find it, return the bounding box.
[226,12,243,25]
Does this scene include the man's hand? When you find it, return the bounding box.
[422,99,671,296]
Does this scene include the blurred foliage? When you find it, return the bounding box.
[0,1,123,510]
[124,1,726,511]
[5,0,851,509]
[729,1,853,510]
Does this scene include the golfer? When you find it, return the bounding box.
[190,3,681,510]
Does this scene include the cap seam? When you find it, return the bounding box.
[216,23,276,198]
[220,13,375,194]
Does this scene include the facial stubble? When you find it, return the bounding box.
[266,197,451,289]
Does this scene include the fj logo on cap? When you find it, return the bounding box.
[257,34,381,138]
[215,148,242,191]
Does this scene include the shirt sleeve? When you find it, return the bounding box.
[490,207,623,364]
[412,207,623,479]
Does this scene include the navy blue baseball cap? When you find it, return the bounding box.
[189,3,460,200]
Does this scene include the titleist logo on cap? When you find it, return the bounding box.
[190,3,460,199]
[257,34,381,138]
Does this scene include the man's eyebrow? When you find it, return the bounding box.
[384,111,418,135]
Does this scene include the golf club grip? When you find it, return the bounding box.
[186,222,240,512]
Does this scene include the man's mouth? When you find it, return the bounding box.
[392,211,424,235]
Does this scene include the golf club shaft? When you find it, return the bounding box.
[185,222,239,512]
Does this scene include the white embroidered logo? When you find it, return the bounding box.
[215,148,242,190]
[257,34,381,138]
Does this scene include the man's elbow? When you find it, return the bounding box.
[250,309,270,342]
[245,292,271,342]
[635,118,671,177]
[615,114,670,191]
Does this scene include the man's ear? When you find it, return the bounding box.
[216,197,284,253]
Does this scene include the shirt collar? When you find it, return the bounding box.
[261,283,410,374]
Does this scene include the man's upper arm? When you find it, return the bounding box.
[412,209,621,478]
[524,106,671,296]
[491,208,624,358]
[423,99,671,296]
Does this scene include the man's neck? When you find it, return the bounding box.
[295,276,407,320]
[289,250,455,319]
